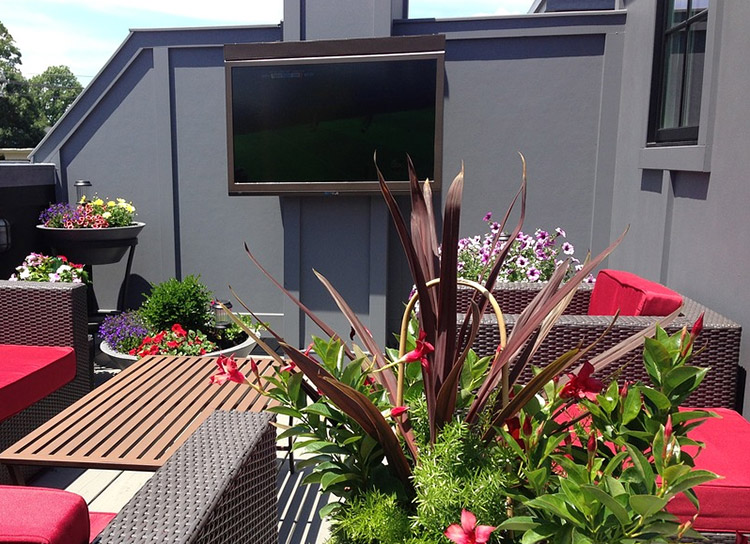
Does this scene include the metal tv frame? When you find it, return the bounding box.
[224,35,445,196]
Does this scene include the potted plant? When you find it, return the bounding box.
[98,275,259,368]
[8,252,88,283]
[453,213,595,314]
[211,158,717,543]
[37,196,145,265]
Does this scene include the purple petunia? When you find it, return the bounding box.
[526,268,541,281]
[562,242,575,255]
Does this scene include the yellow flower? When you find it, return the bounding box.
[125,204,135,213]
[93,198,104,206]
[107,200,116,207]
[117,198,126,204]
[102,211,112,219]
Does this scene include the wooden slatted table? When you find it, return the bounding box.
[0,354,277,484]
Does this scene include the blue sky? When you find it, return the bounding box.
[1,1,533,85]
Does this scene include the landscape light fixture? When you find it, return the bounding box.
[74,179,92,203]
[211,300,233,329]
[0,219,10,252]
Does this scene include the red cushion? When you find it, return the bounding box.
[0,485,89,543]
[587,269,683,316]
[88,512,116,543]
[0,344,76,421]
[667,408,750,533]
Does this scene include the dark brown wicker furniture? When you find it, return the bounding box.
[0,280,92,484]
[459,282,743,410]
[0,354,276,484]
[94,410,278,544]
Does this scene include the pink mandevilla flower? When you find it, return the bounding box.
[444,509,496,544]
[403,330,434,371]
[209,354,246,385]
[559,361,604,401]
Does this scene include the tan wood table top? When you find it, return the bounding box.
[0,354,276,477]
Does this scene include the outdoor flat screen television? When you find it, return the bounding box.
[225,35,445,195]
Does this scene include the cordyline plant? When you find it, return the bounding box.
[214,157,717,543]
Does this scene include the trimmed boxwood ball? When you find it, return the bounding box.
[139,275,212,333]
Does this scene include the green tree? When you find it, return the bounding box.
[29,65,82,127]
[0,21,45,147]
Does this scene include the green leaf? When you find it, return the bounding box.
[580,484,630,527]
[520,522,559,544]
[625,444,655,491]
[266,405,303,418]
[629,495,668,517]
[288,371,305,409]
[526,467,550,495]
[320,471,357,491]
[663,366,704,393]
[639,387,671,412]
[276,425,311,440]
[665,470,720,496]
[662,464,691,485]
[496,516,539,531]
[598,380,619,414]
[318,501,341,519]
[525,495,586,526]
[302,402,343,421]
[622,387,642,425]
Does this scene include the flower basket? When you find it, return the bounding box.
[99,332,257,369]
[36,222,145,265]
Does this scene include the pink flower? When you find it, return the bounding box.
[404,330,434,371]
[209,354,246,385]
[559,362,604,401]
[390,406,409,418]
[444,509,496,544]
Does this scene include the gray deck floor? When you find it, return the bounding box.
[25,351,333,543]
[30,451,332,543]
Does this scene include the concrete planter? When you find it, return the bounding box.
[100,332,257,369]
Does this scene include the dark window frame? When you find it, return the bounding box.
[647,1,709,146]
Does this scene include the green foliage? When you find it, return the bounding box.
[28,65,82,127]
[0,21,81,146]
[140,275,213,332]
[264,337,404,504]
[328,490,412,544]
[411,421,512,542]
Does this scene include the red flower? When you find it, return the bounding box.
[560,362,604,401]
[153,331,165,344]
[209,354,246,385]
[171,323,187,337]
[281,360,296,373]
[166,340,179,348]
[390,406,409,418]
[404,330,434,370]
[444,509,496,544]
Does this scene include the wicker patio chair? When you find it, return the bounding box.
[459,282,743,410]
[0,280,92,484]
[94,410,278,544]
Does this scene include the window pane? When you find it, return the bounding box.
[660,31,685,130]
[691,0,709,14]
[682,20,706,126]
[670,0,688,26]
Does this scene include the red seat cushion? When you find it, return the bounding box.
[667,408,750,533]
[0,485,89,543]
[0,344,76,421]
[88,512,116,543]
[587,269,683,316]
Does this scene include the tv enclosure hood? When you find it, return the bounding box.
[225,35,445,195]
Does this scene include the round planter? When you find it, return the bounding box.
[100,332,257,370]
[37,222,146,265]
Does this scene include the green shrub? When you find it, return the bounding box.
[140,275,212,332]
[329,490,412,544]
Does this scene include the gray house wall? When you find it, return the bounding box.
[608,0,750,413]
[25,1,749,410]
[29,7,626,350]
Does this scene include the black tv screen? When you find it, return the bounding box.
[225,36,445,195]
